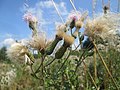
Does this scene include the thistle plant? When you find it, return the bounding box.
[4,1,120,90]
[23,12,38,37]
[55,34,75,59]
[45,24,67,55]
[66,11,81,36]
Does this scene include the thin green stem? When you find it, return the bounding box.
[45,58,56,67]
[93,41,97,83]
[83,61,98,89]
[56,50,72,74]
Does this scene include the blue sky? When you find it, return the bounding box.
[0,0,119,47]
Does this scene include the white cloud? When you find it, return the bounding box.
[22,0,68,32]
[57,2,68,16]
[0,38,29,48]
[36,1,68,16]
[3,38,16,46]
[36,1,53,8]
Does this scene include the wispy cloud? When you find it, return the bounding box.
[36,1,68,16]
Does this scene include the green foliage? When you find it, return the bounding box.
[1,45,120,90]
[0,46,10,63]
[87,47,120,89]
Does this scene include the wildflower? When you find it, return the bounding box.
[23,12,38,36]
[23,13,38,23]
[66,11,81,30]
[67,11,87,37]
[67,10,81,21]
[7,43,28,59]
[63,33,75,46]
[29,33,46,50]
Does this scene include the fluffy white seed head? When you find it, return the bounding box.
[28,32,50,51]
[7,43,28,61]
[84,13,120,40]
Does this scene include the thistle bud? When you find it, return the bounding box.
[72,20,83,38]
[55,44,68,59]
[103,5,109,14]
[63,34,75,45]
[56,24,67,37]
[23,13,38,37]
[55,34,74,59]
[45,24,67,55]
[45,35,62,55]
[67,10,82,35]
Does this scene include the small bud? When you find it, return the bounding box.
[103,5,109,14]
[75,20,83,29]
[23,13,38,36]
[71,20,83,38]
[63,34,75,45]
[55,34,75,59]
[55,44,67,59]
[45,35,62,55]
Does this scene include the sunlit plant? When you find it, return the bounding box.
[5,1,120,90]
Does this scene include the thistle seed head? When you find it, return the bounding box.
[63,34,75,46]
[75,20,83,29]
[7,42,29,61]
[56,24,66,39]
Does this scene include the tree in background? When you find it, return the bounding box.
[0,46,10,62]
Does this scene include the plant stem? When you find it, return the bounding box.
[41,55,45,90]
[56,50,71,74]
[93,45,97,83]
[45,58,56,67]
[83,61,98,89]
[74,41,93,73]
[93,42,119,90]
[30,64,40,79]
